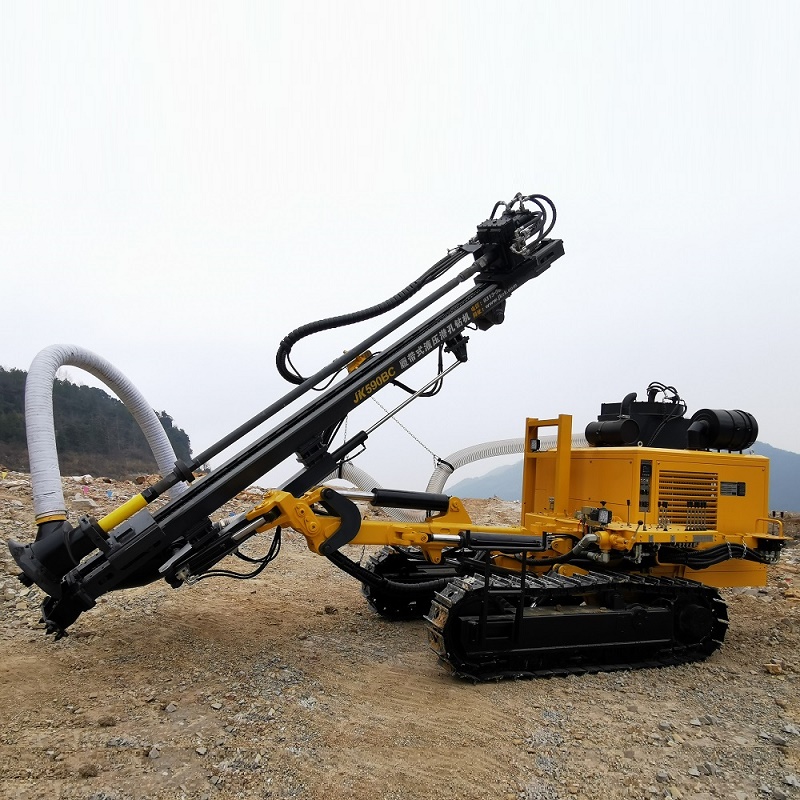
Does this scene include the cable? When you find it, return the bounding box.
[368,394,445,466]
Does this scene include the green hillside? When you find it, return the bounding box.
[0,367,191,478]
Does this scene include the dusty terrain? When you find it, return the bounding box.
[1,472,798,800]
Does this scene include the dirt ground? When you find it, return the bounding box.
[1,473,798,800]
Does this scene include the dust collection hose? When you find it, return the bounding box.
[324,462,422,522]
[324,434,588,522]
[424,435,588,494]
[26,344,187,522]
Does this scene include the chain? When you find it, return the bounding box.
[369,397,441,467]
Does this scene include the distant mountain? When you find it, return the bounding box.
[447,441,800,511]
[448,461,523,503]
[750,442,800,511]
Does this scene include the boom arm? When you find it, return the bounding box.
[9,194,564,636]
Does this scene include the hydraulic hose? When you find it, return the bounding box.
[326,549,450,594]
[276,248,469,385]
[26,344,187,522]
[658,543,770,568]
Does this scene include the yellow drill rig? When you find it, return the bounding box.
[8,194,786,679]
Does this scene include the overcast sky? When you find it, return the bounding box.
[2,2,799,492]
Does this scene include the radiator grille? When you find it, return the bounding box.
[657,470,718,529]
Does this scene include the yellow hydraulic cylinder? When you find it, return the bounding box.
[98,494,148,533]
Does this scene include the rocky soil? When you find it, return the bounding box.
[0,471,798,800]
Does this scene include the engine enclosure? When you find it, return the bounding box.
[521,415,774,588]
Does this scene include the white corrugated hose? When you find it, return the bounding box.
[424,433,588,494]
[323,461,422,523]
[26,344,187,522]
[324,433,588,522]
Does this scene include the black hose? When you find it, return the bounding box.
[658,543,768,568]
[276,248,468,385]
[194,528,282,581]
[326,549,450,593]
[522,194,557,239]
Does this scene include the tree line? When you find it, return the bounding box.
[0,367,192,478]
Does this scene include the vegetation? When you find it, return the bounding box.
[0,367,191,478]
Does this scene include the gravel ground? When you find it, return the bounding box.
[0,472,798,800]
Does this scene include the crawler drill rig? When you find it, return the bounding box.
[8,194,786,679]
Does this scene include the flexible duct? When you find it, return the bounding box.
[26,344,187,521]
[323,462,421,522]
[324,433,588,523]
[425,434,588,494]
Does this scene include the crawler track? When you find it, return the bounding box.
[361,547,458,620]
[425,570,728,680]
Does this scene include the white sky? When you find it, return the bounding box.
[2,1,799,491]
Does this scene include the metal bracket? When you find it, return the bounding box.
[318,488,362,556]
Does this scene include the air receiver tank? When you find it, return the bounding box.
[686,409,758,451]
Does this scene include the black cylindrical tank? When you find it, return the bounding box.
[686,409,758,451]
[585,418,640,446]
